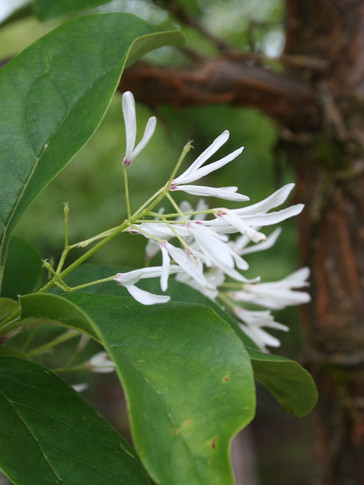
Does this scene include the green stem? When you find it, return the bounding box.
[123,164,132,219]
[167,141,193,185]
[52,363,89,373]
[166,192,188,222]
[38,220,129,293]
[56,202,70,274]
[27,330,78,357]
[69,276,115,292]
[220,282,245,290]
[129,224,163,244]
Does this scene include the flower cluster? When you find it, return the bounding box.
[115,91,310,351]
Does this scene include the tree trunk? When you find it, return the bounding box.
[285,1,364,483]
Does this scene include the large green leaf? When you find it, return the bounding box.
[20,292,255,485]
[56,263,318,416]
[249,348,318,417]
[1,236,42,299]
[34,0,112,20]
[0,13,184,274]
[0,357,151,485]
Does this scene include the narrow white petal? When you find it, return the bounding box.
[114,270,143,286]
[190,223,235,269]
[218,212,266,242]
[239,204,304,226]
[243,325,281,349]
[72,383,89,393]
[233,184,295,215]
[230,250,249,270]
[126,284,170,305]
[114,265,176,286]
[176,146,244,185]
[281,267,310,286]
[166,242,210,287]
[130,116,157,160]
[160,243,171,291]
[239,228,282,255]
[122,91,137,162]
[174,130,230,184]
[172,184,249,201]
[89,351,115,373]
[187,147,244,183]
[231,234,250,254]
[136,222,190,239]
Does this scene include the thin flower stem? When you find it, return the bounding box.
[165,192,189,223]
[30,145,194,296]
[27,330,78,357]
[56,203,70,274]
[129,224,164,244]
[68,276,116,292]
[159,215,190,251]
[217,291,237,311]
[167,141,193,185]
[150,209,216,218]
[38,222,128,293]
[221,282,245,289]
[123,164,132,219]
[43,260,69,291]
[21,327,39,351]
[64,202,69,248]
[52,363,89,373]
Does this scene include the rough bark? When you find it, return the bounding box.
[119,1,364,483]
[285,2,364,483]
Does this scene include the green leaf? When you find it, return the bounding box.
[20,293,99,340]
[20,292,255,485]
[0,297,19,324]
[34,0,111,20]
[0,357,151,485]
[249,348,318,417]
[55,264,318,417]
[1,236,42,299]
[0,13,184,273]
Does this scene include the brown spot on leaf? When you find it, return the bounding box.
[211,437,217,449]
[222,372,230,383]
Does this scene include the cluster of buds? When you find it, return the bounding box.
[113,92,310,351]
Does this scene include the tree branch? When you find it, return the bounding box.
[119,58,321,131]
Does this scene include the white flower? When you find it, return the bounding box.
[72,383,89,393]
[229,267,311,310]
[187,221,257,283]
[114,266,181,305]
[206,184,304,242]
[161,241,213,289]
[122,91,156,166]
[234,307,289,351]
[170,130,248,200]
[176,268,224,300]
[233,227,282,255]
[88,352,115,373]
[132,222,190,240]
